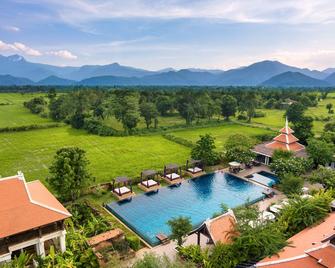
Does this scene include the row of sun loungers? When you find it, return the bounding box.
[111,161,204,200]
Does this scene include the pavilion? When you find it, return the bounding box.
[0,172,71,263]
[252,118,307,165]
[189,209,237,246]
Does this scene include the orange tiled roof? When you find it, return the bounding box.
[206,210,237,244]
[273,133,299,144]
[266,140,305,152]
[0,173,71,239]
[256,213,335,267]
[279,126,294,134]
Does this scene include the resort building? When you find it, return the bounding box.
[252,119,307,165]
[190,209,236,245]
[0,172,71,263]
[256,212,335,268]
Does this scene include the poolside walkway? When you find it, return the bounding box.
[135,233,210,261]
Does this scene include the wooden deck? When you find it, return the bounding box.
[138,183,161,192]
[112,191,135,201]
[186,171,206,178]
[161,176,184,185]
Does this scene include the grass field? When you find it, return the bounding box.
[0,126,190,183]
[171,123,274,150]
[0,93,52,128]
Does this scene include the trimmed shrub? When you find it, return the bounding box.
[126,235,141,251]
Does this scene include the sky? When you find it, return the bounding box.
[0,0,335,71]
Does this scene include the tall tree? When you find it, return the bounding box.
[307,138,335,167]
[47,147,93,201]
[224,134,255,164]
[113,92,140,132]
[221,95,237,121]
[191,134,219,166]
[285,102,306,123]
[292,115,313,144]
[167,216,193,247]
[140,102,159,129]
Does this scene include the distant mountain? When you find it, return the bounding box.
[214,60,327,86]
[65,63,154,81]
[79,75,141,86]
[0,74,34,86]
[37,76,76,86]
[0,54,334,86]
[261,72,330,87]
[325,72,335,85]
[323,68,335,74]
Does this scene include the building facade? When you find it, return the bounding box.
[0,172,71,263]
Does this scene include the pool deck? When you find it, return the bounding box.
[109,165,287,266]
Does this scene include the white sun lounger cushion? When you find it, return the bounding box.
[269,204,282,214]
[142,179,158,187]
[166,173,180,180]
[188,167,202,173]
[114,186,131,195]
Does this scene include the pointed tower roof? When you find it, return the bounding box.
[279,117,294,134]
[266,118,304,152]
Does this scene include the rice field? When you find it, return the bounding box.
[0,93,52,128]
[171,123,274,150]
[0,126,190,183]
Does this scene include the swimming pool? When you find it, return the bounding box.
[247,171,278,187]
[106,172,265,246]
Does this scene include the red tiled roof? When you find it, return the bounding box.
[307,245,335,268]
[256,213,335,267]
[279,126,294,134]
[273,133,298,144]
[266,140,305,152]
[0,174,71,239]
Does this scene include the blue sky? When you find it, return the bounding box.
[1,0,335,70]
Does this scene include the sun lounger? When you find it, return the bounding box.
[141,179,158,188]
[156,233,170,244]
[113,186,131,196]
[165,173,180,180]
[187,167,203,174]
[260,211,275,221]
[269,204,283,214]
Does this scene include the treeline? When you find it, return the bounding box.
[23,88,324,135]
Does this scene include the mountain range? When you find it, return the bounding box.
[0,54,334,87]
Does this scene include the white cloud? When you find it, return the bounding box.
[38,0,335,24]
[3,26,20,32]
[0,40,42,56]
[47,50,77,59]
[0,40,77,60]
[13,42,42,56]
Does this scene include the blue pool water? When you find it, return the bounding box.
[106,172,265,246]
[248,171,278,187]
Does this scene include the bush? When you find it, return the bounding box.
[162,133,194,148]
[126,235,141,251]
[237,114,248,121]
[178,245,209,265]
[83,118,121,136]
[253,111,266,118]
[0,123,61,133]
[278,174,304,196]
[255,133,274,142]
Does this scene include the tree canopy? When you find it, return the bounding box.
[47,147,93,201]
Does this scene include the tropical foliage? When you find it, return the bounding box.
[47,147,93,201]
[191,134,219,165]
[167,216,193,247]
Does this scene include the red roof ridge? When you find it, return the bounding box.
[1,172,71,217]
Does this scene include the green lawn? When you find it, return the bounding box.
[0,93,52,128]
[251,109,285,129]
[171,123,274,150]
[0,126,190,183]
